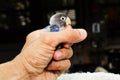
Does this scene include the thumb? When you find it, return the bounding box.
[39,28,87,48]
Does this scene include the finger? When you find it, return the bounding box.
[46,59,71,71]
[40,28,87,48]
[53,47,73,60]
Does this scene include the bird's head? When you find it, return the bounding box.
[49,13,71,27]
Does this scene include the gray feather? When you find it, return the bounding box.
[45,13,67,32]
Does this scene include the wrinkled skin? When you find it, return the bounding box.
[13,25,87,80]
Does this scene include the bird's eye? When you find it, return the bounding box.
[60,16,66,21]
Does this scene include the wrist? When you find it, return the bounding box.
[0,60,30,80]
[11,55,30,80]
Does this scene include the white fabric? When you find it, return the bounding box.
[57,72,120,80]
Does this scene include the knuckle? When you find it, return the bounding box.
[69,48,73,58]
[66,60,71,69]
[61,48,73,59]
[62,60,71,70]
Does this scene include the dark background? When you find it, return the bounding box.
[0,0,120,73]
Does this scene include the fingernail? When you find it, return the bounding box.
[78,29,87,40]
[55,51,62,58]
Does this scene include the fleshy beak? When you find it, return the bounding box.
[65,17,71,26]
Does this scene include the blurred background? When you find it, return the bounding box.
[0,0,120,74]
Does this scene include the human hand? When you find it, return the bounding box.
[13,25,87,80]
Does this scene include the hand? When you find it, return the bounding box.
[13,25,87,80]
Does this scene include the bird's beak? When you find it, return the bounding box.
[65,17,71,26]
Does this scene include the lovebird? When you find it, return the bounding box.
[45,12,71,49]
[45,12,71,32]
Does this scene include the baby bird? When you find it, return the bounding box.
[45,12,71,32]
[45,12,71,49]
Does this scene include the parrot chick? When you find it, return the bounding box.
[45,12,71,32]
[44,12,71,49]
